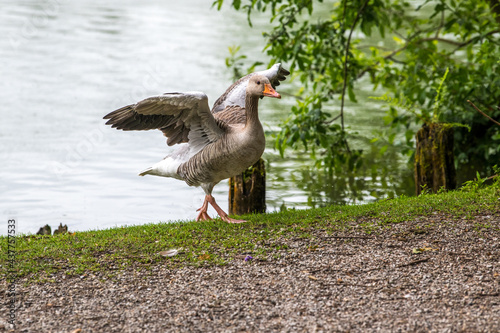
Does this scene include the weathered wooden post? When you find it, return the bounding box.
[229,158,266,215]
[414,123,456,194]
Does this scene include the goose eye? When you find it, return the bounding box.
[256,80,261,85]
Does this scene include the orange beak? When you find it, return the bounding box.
[263,83,281,99]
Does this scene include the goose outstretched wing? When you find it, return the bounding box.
[104,91,225,147]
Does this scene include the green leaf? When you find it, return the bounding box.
[212,0,224,10]
[347,85,357,103]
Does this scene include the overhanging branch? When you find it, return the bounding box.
[340,0,370,136]
[467,100,500,126]
[356,29,500,81]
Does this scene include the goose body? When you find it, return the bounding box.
[104,68,287,223]
[146,117,265,187]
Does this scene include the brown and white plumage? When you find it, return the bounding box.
[103,71,285,223]
[212,63,290,115]
[104,91,223,147]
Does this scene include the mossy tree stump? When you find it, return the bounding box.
[229,158,266,215]
[415,123,456,195]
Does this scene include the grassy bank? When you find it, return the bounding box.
[2,182,499,283]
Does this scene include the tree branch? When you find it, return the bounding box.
[340,0,370,146]
[467,100,500,126]
[324,113,343,124]
[356,29,500,81]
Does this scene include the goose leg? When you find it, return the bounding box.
[196,196,213,221]
[206,195,246,224]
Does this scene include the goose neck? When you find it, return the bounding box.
[244,94,260,127]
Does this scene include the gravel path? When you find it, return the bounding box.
[2,213,499,332]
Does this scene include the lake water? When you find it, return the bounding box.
[1,0,413,235]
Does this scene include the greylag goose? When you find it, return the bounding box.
[103,73,283,223]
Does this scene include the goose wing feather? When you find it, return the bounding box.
[213,105,246,125]
[104,91,225,147]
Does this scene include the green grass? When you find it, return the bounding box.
[2,183,499,283]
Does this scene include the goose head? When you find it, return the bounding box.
[247,75,281,99]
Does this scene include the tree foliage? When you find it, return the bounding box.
[215,0,500,177]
